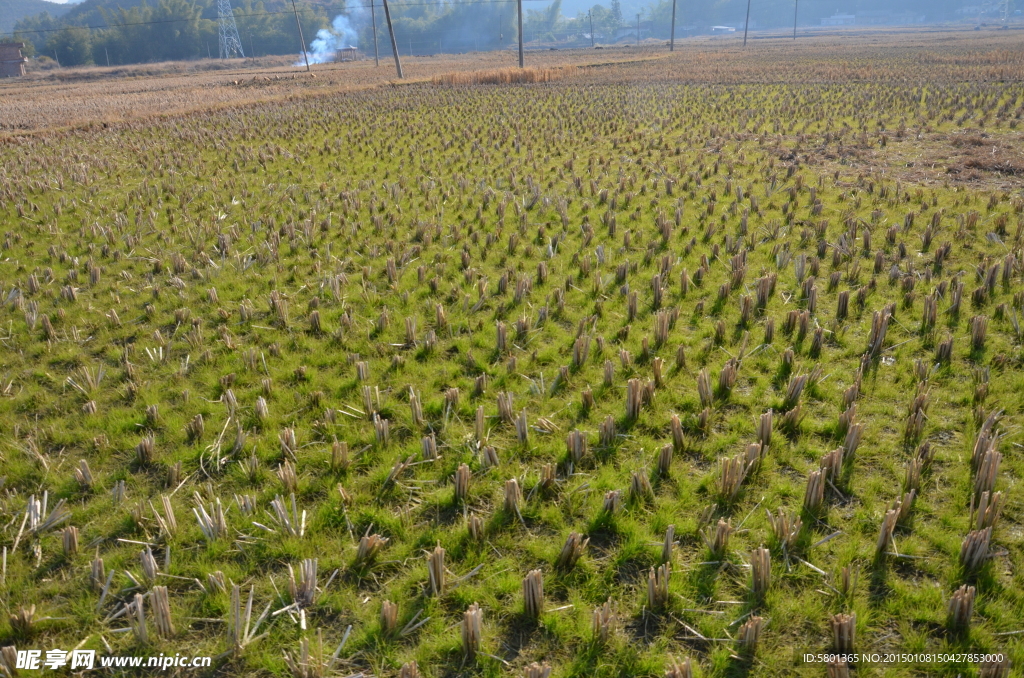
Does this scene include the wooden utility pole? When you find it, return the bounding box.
[381,0,403,78]
[793,0,798,39]
[589,10,595,47]
[669,0,677,51]
[291,0,310,71]
[370,0,379,65]
[517,0,524,67]
[742,0,751,47]
[636,13,640,45]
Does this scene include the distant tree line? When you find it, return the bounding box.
[11,0,978,67]
[13,0,328,66]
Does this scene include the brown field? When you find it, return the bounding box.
[3,27,1024,136]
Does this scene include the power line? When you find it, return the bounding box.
[1,0,548,38]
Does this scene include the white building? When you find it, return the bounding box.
[821,13,856,25]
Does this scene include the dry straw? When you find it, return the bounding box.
[875,506,900,559]
[454,464,471,503]
[556,532,589,571]
[515,409,529,445]
[426,545,445,596]
[288,559,318,608]
[380,600,399,637]
[522,569,544,619]
[767,508,801,552]
[804,469,826,512]
[630,470,654,502]
[974,490,1003,530]
[592,599,616,644]
[960,527,991,571]
[599,415,617,447]
[603,489,622,514]
[718,454,750,501]
[461,603,482,658]
[151,585,174,638]
[433,65,579,86]
[566,429,588,465]
[647,563,670,610]
[947,584,975,630]
[62,525,78,557]
[979,657,1010,678]
[355,534,388,567]
[467,513,484,541]
[750,547,771,600]
[703,518,733,557]
[757,410,772,450]
[696,369,713,409]
[974,446,1001,497]
[737,616,763,654]
[783,374,808,410]
[504,479,522,514]
[664,657,693,678]
[821,448,844,482]
[970,315,988,351]
[657,444,673,477]
[831,612,854,652]
[193,496,228,542]
[524,662,552,678]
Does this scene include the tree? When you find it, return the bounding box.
[48,26,92,65]
[12,11,63,56]
[609,0,623,27]
[524,0,562,42]
[149,0,207,61]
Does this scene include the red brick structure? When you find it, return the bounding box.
[0,43,28,77]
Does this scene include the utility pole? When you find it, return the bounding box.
[793,0,798,39]
[54,50,60,68]
[105,47,110,67]
[249,31,255,62]
[589,10,594,47]
[742,0,751,47]
[291,0,310,71]
[517,0,524,67]
[382,0,403,78]
[636,13,640,46]
[370,0,379,66]
[669,0,677,51]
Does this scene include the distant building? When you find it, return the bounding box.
[821,13,856,25]
[710,25,737,33]
[0,42,28,78]
[856,10,926,24]
[334,46,361,62]
[613,22,654,41]
[821,10,925,25]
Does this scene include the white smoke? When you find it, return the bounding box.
[298,0,369,65]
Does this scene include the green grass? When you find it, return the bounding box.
[0,60,1022,678]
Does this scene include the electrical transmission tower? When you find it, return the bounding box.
[217,0,245,59]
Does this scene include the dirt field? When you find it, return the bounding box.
[3,27,1024,135]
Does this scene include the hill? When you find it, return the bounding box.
[1,0,73,35]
